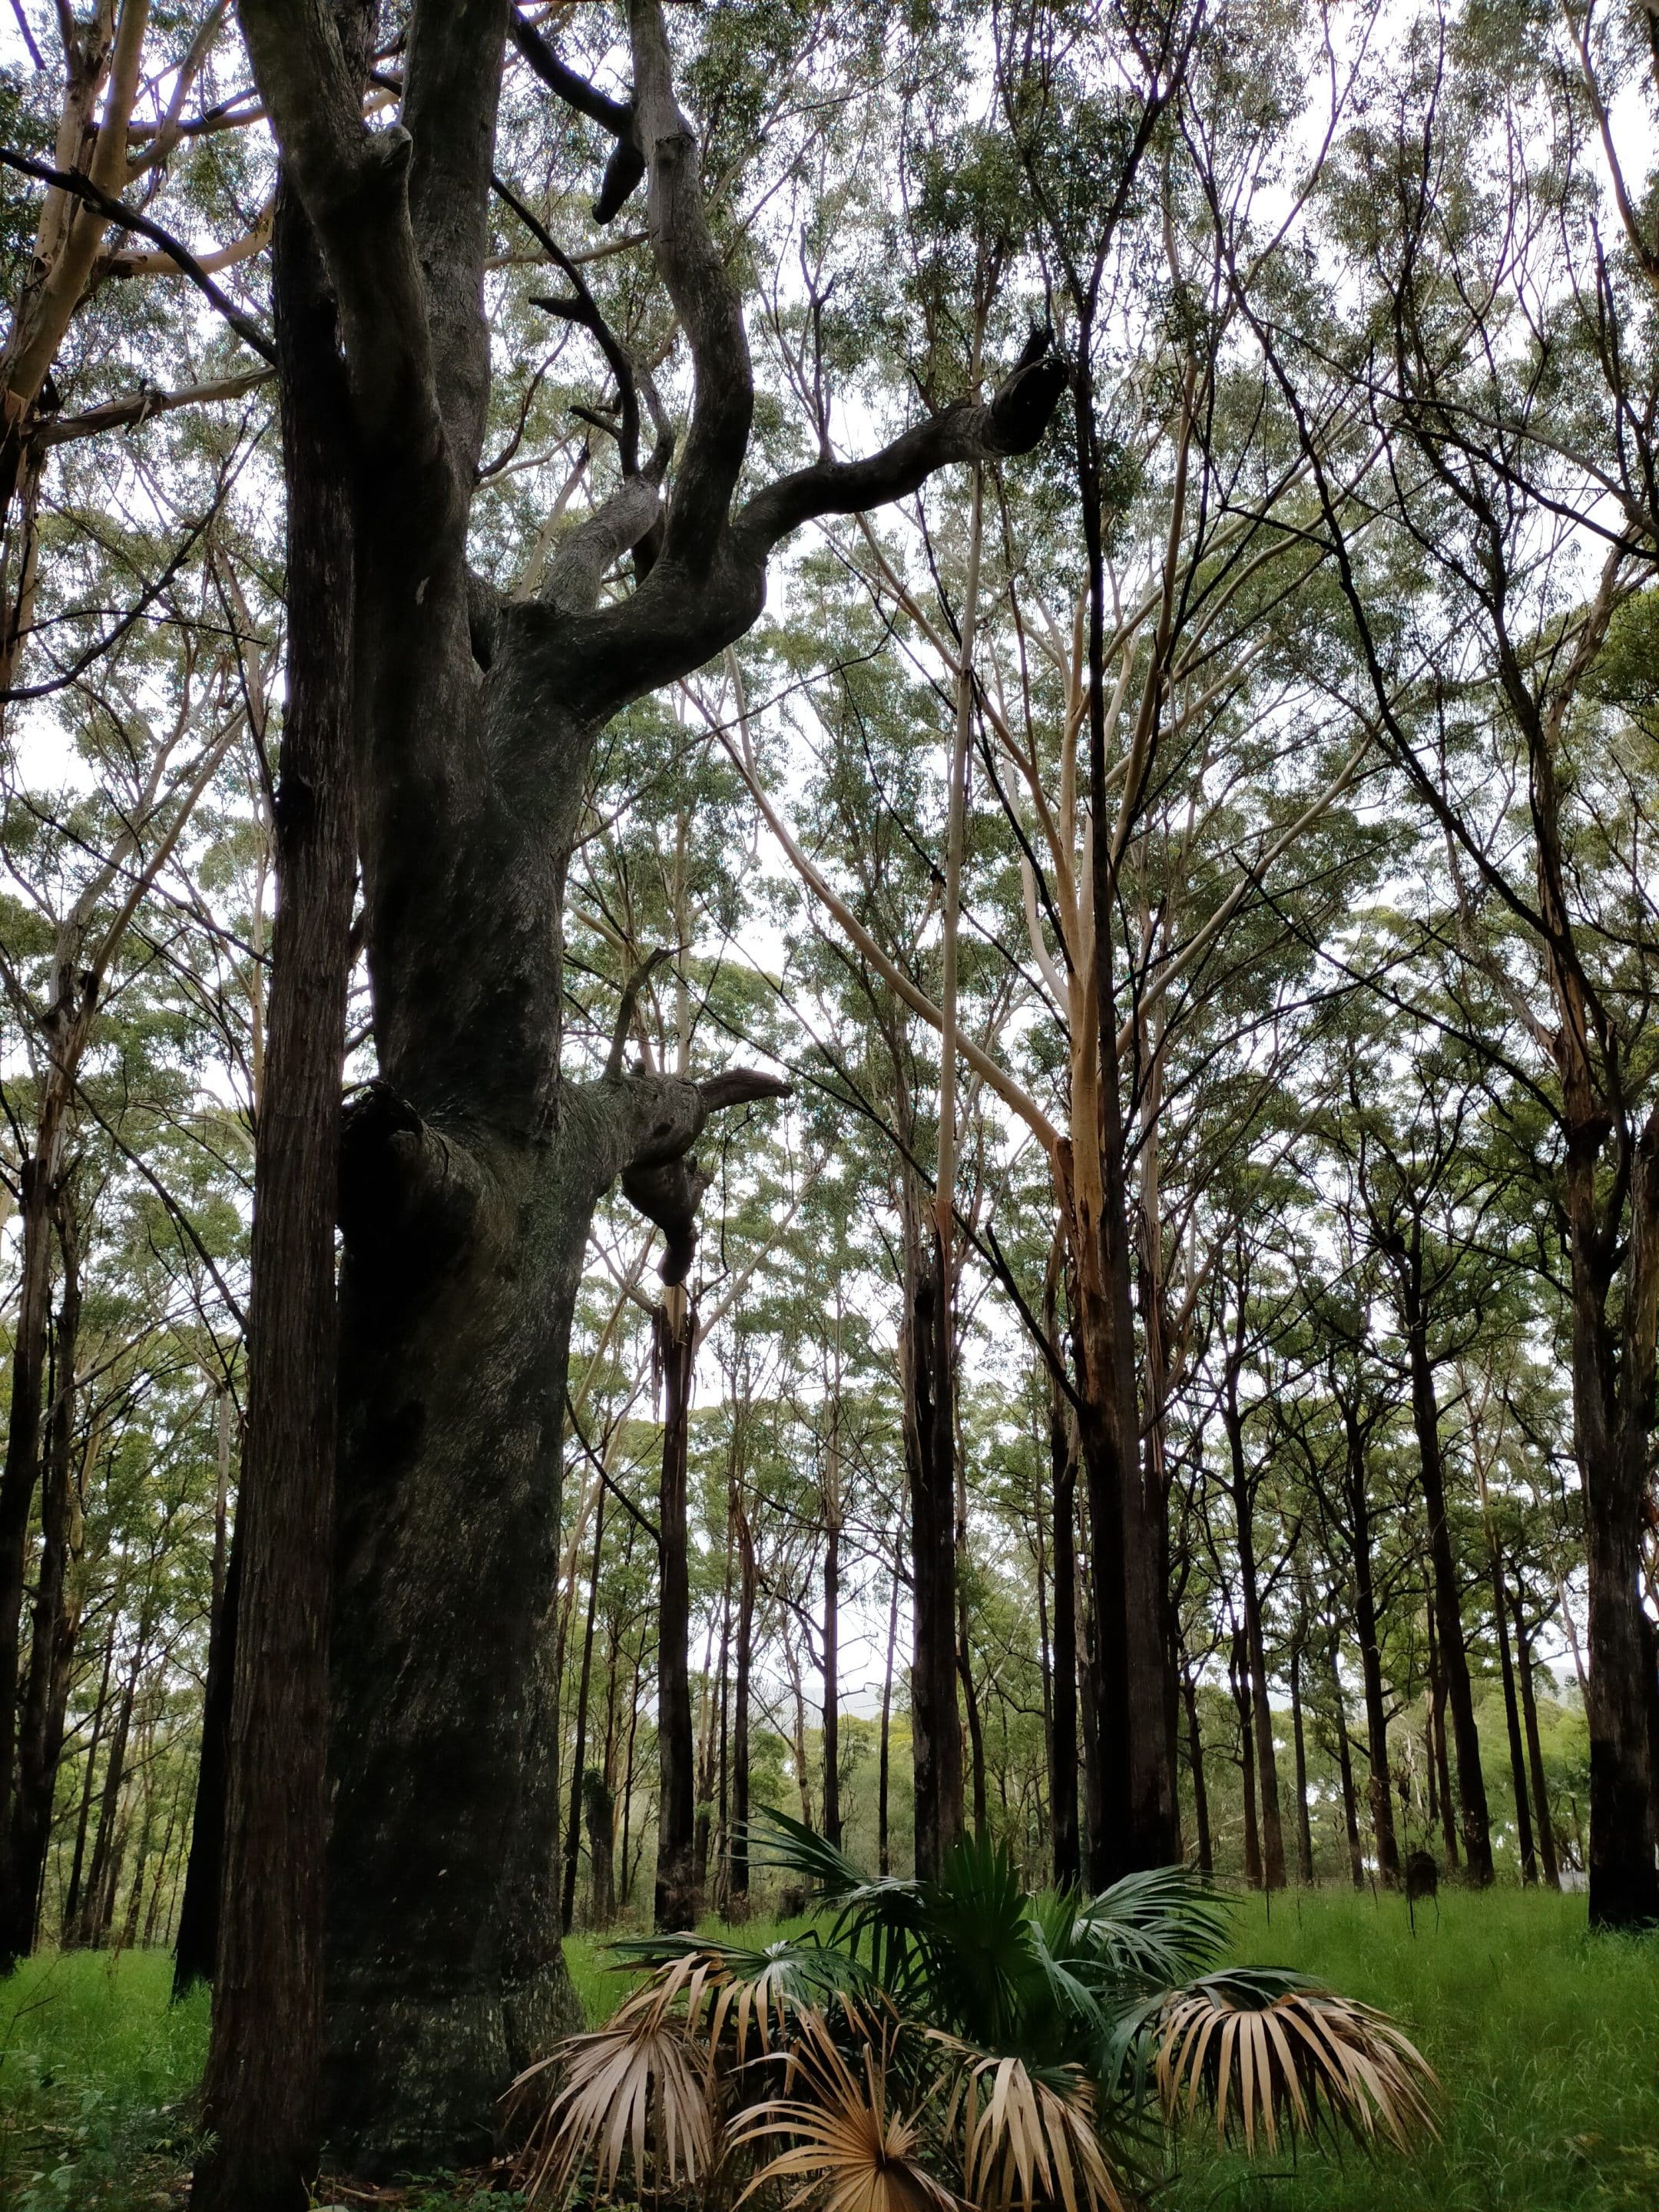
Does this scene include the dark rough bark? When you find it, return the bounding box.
[174,1526,240,1994]
[0,1155,57,1959]
[193,161,360,2212]
[1513,1594,1560,1887]
[5,1196,82,1960]
[583,1768,614,1927]
[902,1210,963,1881]
[654,1289,697,1931]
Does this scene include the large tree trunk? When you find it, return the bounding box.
[654,1287,698,1932]
[174,1529,240,1993]
[1399,1264,1493,1883]
[194,163,360,2212]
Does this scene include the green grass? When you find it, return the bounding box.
[0,1948,207,2208]
[1179,1886,1659,2210]
[0,1895,1651,2207]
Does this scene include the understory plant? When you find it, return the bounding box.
[508,1811,1438,2209]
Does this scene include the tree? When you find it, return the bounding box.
[219,0,1064,2171]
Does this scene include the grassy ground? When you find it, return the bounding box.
[0,1892,1651,2207]
[1175,1886,1659,2210]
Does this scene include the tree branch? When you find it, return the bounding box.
[731,351,1067,564]
[0,147,276,363]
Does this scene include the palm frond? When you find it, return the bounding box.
[1070,1866,1230,1988]
[731,2009,960,2212]
[508,1984,717,2204]
[950,2051,1133,2212]
[1154,1969,1440,2156]
[919,1835,1046,2048]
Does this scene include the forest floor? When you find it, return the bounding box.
[0,1890,1651,2209]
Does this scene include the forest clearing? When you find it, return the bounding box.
[1,0,1658,2206]
[0,1892,1654,2210]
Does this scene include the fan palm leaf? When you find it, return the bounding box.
[949,2051,1133,2212]
[1154,1969,1439,2155]
[508,1984,717,2204]
[731,2009,961,2212]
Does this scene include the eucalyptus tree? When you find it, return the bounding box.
[197,0,1068,2188]
[1225,0,1659,1922]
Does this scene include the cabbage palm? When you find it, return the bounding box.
[510,1811,1436,2208]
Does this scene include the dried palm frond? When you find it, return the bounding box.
[730,2009,959,2212]
[950,2052,1131,2212]
[507,1977,717,2206]
[1154,1970,1440,2156]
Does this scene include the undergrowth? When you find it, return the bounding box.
[0,1892,1650,2207]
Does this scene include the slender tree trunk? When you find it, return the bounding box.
[1513,1595,1560,1886]
[1290,1641,1314,1884]
[1045,1251,1080,1889]
[730,1507,754,1906]
[1346,1440,1399,1883]
[81,1640,140,1946]
[5,1198,81,1959]
[1426,1604,1459,1869]
[878,1553,898,1878]
[194,154,361,2212]
[654,1287,698,1930]
[1326,1634,1365,1889]
[1225,1388,1285,1888]
[1400,1278,1493,1883]
[561,1488,604,1932]
[1491,1550,1536,1883]
[821,1507,840,1849]
[1181,1659,1212,1876]
[62,1611,114,1940]
[1230,1631,1261,1887]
